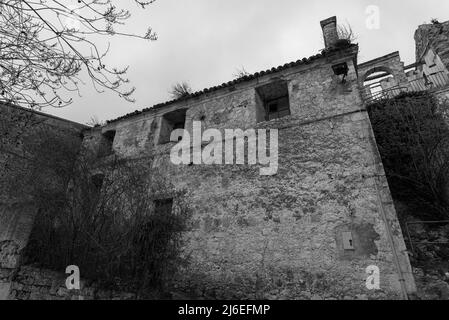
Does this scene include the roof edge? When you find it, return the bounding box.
[0,101,89,129]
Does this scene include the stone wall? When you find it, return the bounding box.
[0,240,21,299]
[0,204,37,299]
[8,265,136,300]
[415,20,449,69]
[0,103,87,300]
[83,45,415,299]
[0,103,87,202]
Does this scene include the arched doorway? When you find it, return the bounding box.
[361,66,404,103]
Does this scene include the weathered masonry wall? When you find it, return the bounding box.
[85,46,415,299]
[159,111,412,300]
[0,103,87,300]
[415,21,449,69]
[8,266,136,300]
[414,21,449,99]
[0,103,87,203]
[0,204,37,299]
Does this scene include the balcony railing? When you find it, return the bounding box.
[362,71,449,104]
[408,71,449,92]
[361,85,409,104]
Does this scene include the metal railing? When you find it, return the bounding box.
[361,85,409,104]
[361,71,449,104]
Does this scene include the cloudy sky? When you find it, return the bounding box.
[47,0,449,124]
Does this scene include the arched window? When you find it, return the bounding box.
[361,67,399,103]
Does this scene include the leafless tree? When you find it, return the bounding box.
[0,0,157,110]
[170,81,192,99]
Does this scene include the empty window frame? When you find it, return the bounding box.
[158,109,187,144]
[256,81,291,122]
[265,96,291,121]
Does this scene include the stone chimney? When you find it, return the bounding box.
[320,16,339,49]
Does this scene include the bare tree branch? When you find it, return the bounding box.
[0,0,157,110]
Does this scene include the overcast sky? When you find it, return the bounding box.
[47,0,449,124]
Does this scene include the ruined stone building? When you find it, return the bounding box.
[360,19,449,103]
[1,16,449,300]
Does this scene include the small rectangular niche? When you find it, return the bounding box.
[255,81,291,122]
[158,109,187,144]
[342,231,355,250]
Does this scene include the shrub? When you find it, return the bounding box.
[367,91,449,220]
[23,141,191,297]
